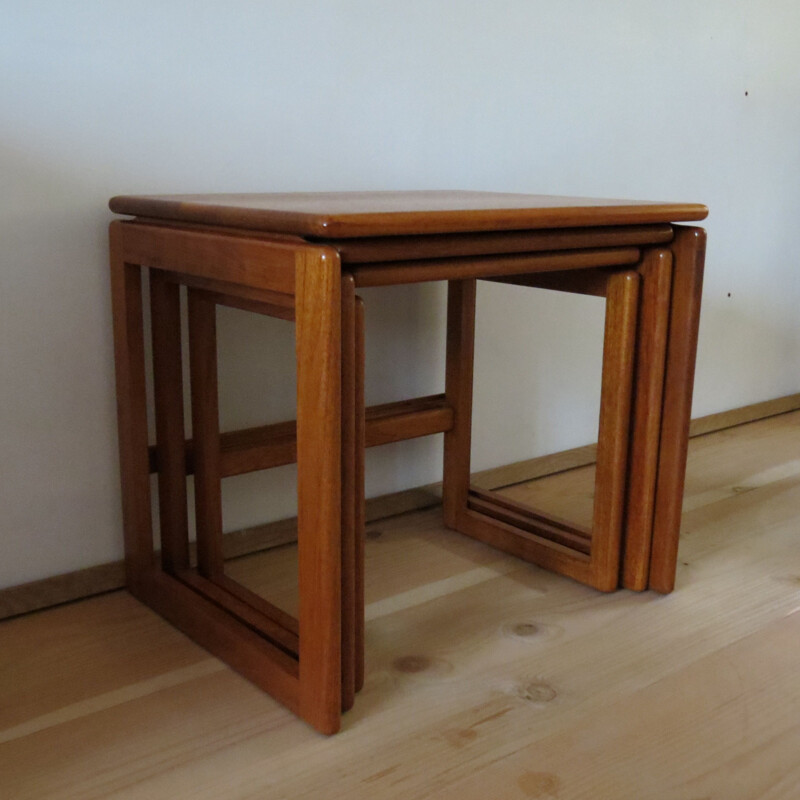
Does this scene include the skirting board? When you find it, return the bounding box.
[2,392,799,621]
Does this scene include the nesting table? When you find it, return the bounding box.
[109,191,707,733]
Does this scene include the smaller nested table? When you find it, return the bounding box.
[109,191,707,733]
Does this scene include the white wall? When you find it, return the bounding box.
[2,1,799,589]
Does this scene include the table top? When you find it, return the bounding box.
[109,190,707,239]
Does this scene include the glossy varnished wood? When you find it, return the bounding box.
[493,255,675,590]
[326,224,674,263]
[488,266,612,297]
[354,295,366,692]
[13,395,797,622]
[119,221,298,293]
[108,222,154,587]
[351,246,642,287]
[340,273,357,712]
[176,569,299,657]
[622,248,673,590]
[360,394,453,448]
[3,413,799,799]
[187,289,225,580]
[589,270,640,589]
[467,487,592,554]
[159,268,295,319]
[442,280,477,528]
[111,221,357,734]
[138,569,300,699]
[110,191,707,237]
[149,271,190,573]
[446,269,640,590]
[295,245,343,733]
[108,193,707,734]
[649,226,707,592]
[145,394,454,478]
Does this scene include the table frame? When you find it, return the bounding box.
[109,216,705,733]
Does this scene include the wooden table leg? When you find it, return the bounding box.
[150,270,190,573]
[112,223,353,734]
[187,288,225,580]
[354,294,366,693]
[649,226,706,593]
[589,270,640,590]
[109,222,154,590]
[340,280,366,704]
[621,248,673,590]
[444,270,639,591]
[341,274,357,712]
[443,279,477,528]
[296,248,343,734]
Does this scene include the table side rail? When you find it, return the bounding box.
[351,247,642,286]
[323,223,673,264]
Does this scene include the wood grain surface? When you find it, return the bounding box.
[5,394,798,621]
[649,226,707,592]
[294,246,343,733]
[149,271,190,573]
[2,410,798,798]
[110,191,707,238]
[187,290,225,580]
[621,248,673,590]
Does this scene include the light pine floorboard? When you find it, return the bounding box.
[1,412,800,799]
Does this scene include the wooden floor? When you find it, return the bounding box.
[2,411,800,799]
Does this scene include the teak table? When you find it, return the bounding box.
[108,191,707,733]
